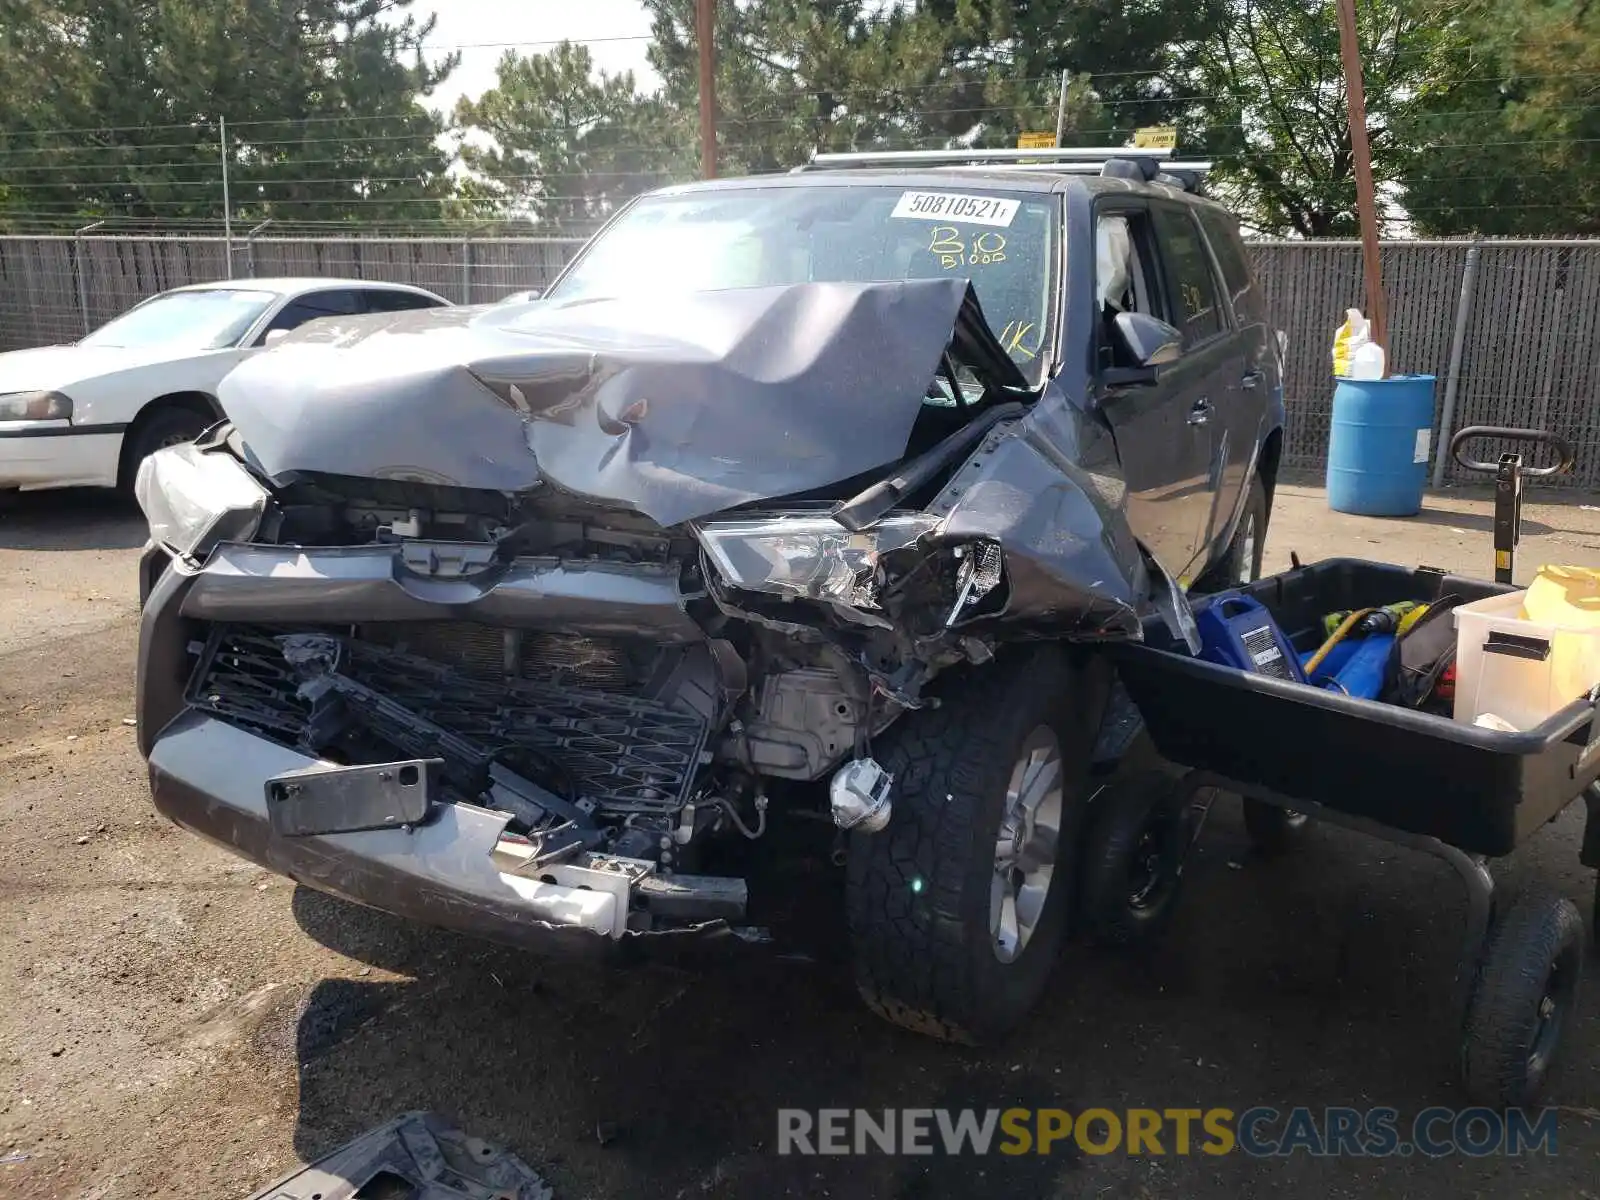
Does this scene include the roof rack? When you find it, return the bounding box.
[793,146,1212,193]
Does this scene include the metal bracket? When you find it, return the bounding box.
[1449,425,1576,583]
[1581,782,1600,870]
[265,758,440,837]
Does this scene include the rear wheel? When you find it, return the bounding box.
[846,645,1099,1044]
[1195,475,1268,592]
[1080,771,1193,947]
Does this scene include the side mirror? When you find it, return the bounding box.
[262,329,290,348]
[1113,311,1182,368]
[1100,312,1183,389]
[499,289,542,305]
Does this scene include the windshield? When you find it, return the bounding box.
[82,289,277,351]
[548,184,1057,382]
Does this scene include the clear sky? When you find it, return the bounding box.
[413,0,660,115]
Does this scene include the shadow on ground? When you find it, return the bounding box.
[1405,505,1553,537]
[0,487,146,550]
[276,798,1600,1200]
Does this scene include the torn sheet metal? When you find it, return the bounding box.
[245,1111,551,1200]
[927,387,1153,639]
[220,279,1027,528]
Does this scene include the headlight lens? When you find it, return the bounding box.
[0,390,72,421]
[134,442,269,559]
[695,512,940,606]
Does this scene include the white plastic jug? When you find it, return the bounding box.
[1348,340,1386,380]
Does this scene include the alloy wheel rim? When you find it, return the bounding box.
[990,725,1064,964]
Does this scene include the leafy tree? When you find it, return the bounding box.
[1178,0,1466,237]
[643,0,952,173]
[918,0,1220,147]
[1398,0,1600,235]
[454,42,690,232]
[0,0,462,229]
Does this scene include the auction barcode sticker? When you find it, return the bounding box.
[890,191,1020,227]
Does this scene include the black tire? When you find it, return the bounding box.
[1080,771,1193,947]
[120,406,210,490]
[846,644,1104,1044]
[1194,475,1268,594]
[1461,887,1585,1106]
[1593,875,1599,950]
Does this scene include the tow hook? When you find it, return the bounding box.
[831,757,894,833]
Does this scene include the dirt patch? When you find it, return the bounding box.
[1,487,1598,1199]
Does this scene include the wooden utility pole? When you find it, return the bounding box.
[697,0,717,179]
[1335,0,1387,368]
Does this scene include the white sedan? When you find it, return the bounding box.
[0,277,450,493]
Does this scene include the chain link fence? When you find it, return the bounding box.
[3,231,1599,488]
[0,232,583,349]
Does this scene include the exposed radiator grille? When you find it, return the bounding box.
[186,625,706,815]
[361,622,638,691]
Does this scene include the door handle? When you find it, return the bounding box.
[1242,370,1264,390]
[1187,398,1212,426]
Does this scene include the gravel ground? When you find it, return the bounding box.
[1,482,1599,1200]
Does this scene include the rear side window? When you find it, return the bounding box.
[260,289,363,338]
[1196,208,1258,319]
[364,289,444,313]
[1152,207,1225,346]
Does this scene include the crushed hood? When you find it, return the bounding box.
[218,279,1029,527]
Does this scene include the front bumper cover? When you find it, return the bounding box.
[147,710,758,955]
[138,559,759,958]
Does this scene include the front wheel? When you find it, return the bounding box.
[120,407,210,490]
[846,645,1105,1044]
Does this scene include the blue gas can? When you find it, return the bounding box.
[1194,592,1307,684]
[1316,632,1396,700]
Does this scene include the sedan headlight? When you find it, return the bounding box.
[134,442,269,560]
[0,390,72,421]
[695,513,941,606]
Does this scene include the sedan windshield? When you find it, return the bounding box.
[548,184,1056,382]
[82,289,277,351]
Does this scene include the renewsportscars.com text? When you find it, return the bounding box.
[776,1106,1559,1158]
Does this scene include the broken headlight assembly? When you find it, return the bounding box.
[694,513,941,606]
[134,442,270,560]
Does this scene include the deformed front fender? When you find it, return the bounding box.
[925,403,1156,641]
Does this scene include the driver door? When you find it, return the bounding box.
[1092,203,1216,582]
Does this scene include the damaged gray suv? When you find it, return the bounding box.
[133,148,1284,1043]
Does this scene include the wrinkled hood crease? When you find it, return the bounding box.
[218,279,1028,526]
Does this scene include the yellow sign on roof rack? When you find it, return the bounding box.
[1134,125,1178,150]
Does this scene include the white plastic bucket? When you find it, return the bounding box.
[1453,590,1600,730]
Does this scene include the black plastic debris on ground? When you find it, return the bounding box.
[246,1112,552,1200]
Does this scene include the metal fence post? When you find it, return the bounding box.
[461,236,473,304]
[73,220,105,336]
[245,219,272,278]
[1432,240,1483,489]
[219,115,233,278]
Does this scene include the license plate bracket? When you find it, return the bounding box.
[265,758,440,836]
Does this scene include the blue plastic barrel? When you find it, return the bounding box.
[1326,373,1438,516]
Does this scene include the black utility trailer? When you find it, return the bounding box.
[1104,556,1598,1106]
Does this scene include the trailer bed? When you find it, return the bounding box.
[1111,558,1600,856]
